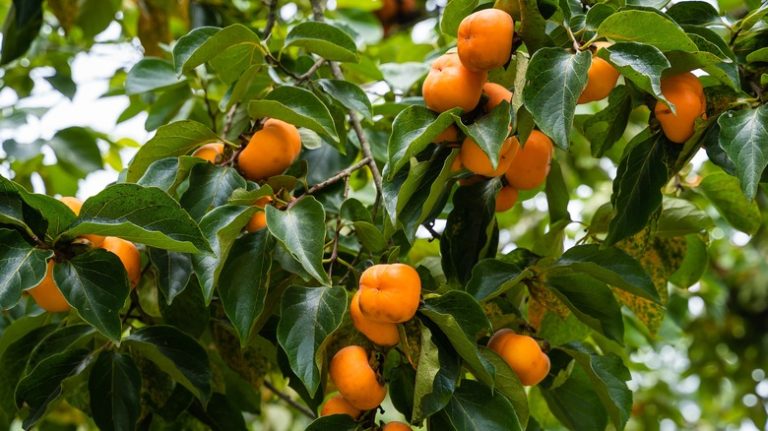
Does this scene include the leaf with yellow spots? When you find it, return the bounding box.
[528,279,570,329]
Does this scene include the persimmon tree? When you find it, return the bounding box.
[1,0,767,429]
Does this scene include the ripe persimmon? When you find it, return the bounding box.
[320,393,362,419]
[578,56,620,104]
[450,154,463,173]
[358,263,421,324]
[488,329,550,386]
[245,196,273,233]
[27,261,70,313]
[433,125,459,144]
[654,72,706,143]
[495,186,518,212]
[461,136,518,177]
[422,53,487,113]
[457,9,514,72]
[382,422,413,431]
[100,237,141,288]
[59,196,104,247]
[350,290,400,347]
[504,131,553,190]
[329,345,387,410]
[238,119,301,180]
[482,82,513,112]
[192,143,224,163]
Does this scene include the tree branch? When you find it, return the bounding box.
[305,156,371,195]
[263,380,317,419]
[297,58,326,82]
[262,0,279,40]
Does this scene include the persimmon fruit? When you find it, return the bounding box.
[358,263,421,324]
[382,422,413,431]
[100,237,141,288]
[433,125,459,144]
[578,56,620,104]
[27,261,70,313]
[495,186,518,212]
[320,393,362,419]
[488,329,550,386]
[329,345,387,410]
[192,143,224,163]
[461,136,518,178]
[422,53,486,113]
[654,72,706,143]
[350,290,400,347]
[504,131,553,190]
[457,9,514,72]
[245,196,273,233]
[482,82,513,112]
[59,196,104,247]
[238,119,302,180]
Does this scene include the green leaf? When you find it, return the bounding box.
[441,181,499,285]
[523,48,590,149]
[49,127,103,177]
[88,351,142,431]
[540,364,607,431]
[126,120,219,182]
[666,1,721,25]
[0,177,77,239]
[0,0,43,65]
[597,9,697,52]
[317,79,373,121]
[248,86,339,143]
[62,183,210,253]
[266,197,329,286]
[285,22,358,62]
[605,131,670,245]
[746,47,768,63]
[465,249,539,301]
[459,101,513,169]
[306,415,359,431]
[580,85,633,157]
[148,248,193,305]
[429,380,523,431]
[125,325,212,403]
[546,272,624,343]
[421,291,495,386]
[440,0,477,36]
[546,161,570,224]
[277,286,347,397]
[15,348,90,429]
[558,343,632,430]
[656,197,714,237]
[515,0,554,52]
[717,105,768,200]
[597,43,670,104]
[479,348,529,428]
[553,244,658,302]
[25,324,95,371]
[54,249,130,341]
[176,24,263,75]
[0,229,52,309]
[179,163,247,221]
[412,324,461,422]
[138,156,206,197]
[698,171,761,234]
[191,205,257,303]
[219,231,274,344]
[126,58,185,95]
[387,106,459,178]
[669,234,708,288]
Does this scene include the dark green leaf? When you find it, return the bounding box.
[553,244,658,302]
[306,415,359,431]
[277,286,346,396]
[460,101,513,169]
[597,43,670,104]
[138,156,206,196]
[219,231,274,343]
[547,272,624,343]
[717,105,768,200]
[179,163,247,221]
[605,131,670,245]
[318,79,373,121]
[49,127,103,178]
[540,365,607,431]
[125,325,212,403]
[421,291,495,386]
[546,161,569,224]
[666,1,721,25]
[127,120,219,182]
[54,249,130,341]
[62,183,210,253]
[465,249,539,301]
[656,197,714,237]
[412,324,461,422]
[267,197,329,285]
[479,348,529,428]
[0,0,43,65]
[439,0,477,36]
[285,22,358,62]
[0,229,52,309]
[172,26,219,74]
[176,24,263,75]
[580,85,633,157]
[126,58,185,95]
[523,48,590,149]
[248,86,339,143]
[88,351,142,431]
[188,392,247,431]
[386,105,458,178]
[149,248,193,305]
[429,380,523,431]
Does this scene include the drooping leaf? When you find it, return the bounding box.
[387,106,458,178]
[285,22,358,62]
[0,0,44,65]
[464,249,540,301]
[597,42,670,104]
[277,286,347,397]
[580,85,633,157]
[540,365,608,431]
[49,127,103,178]
[412,324,461,422]
[126,58,185,95]
[148,248,193,305]
[176,24,263,75]
[88,351,142,431]
[698,171,761,234]
[479,348,529,428]
[0,229,52,309]
[125,325,212,403]
[179,163,247,221]
[266,197,329,285]
[248,86,339,143]
[717,105,768,200]
[138,156,206,197]
[428,380,523,431]
[61,183,210,253]
[219,231,274,344]
[459,101,513,169]
[317,79,373,121]
[523,48,590,149]
[172,26,219,74]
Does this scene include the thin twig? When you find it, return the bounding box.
[328,176,350,277]
[305,156,371,195]
[262,0,279,40]
[297,58,326,82]
[263,380,317,419]
[422,221,441,241]
[222,103,238,137]
[198,73,218,133]
[308,0,384,214]
[564,23,581,52]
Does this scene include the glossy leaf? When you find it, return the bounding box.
[465,249,539,301]
[598,9,697,52]
[387,106,458,178]
[126,58,185,95]
[285,22,358,62]
[249,86,339,143]
[179,163,247,221]
[318,79,372,121]
[412,324,461,422]
[717,105,768,200]
[597,42,670,105]
[88,351,142,431]
[277,286,347,396]
[0,0,43,65]
[440,0,477,36]
[459,101,513,169]
[0,229,52,309]
[698,171,761,234]
[428,380,523,431]
[176,24,263,74]
[148,248,193,305]
[580,85,633,157]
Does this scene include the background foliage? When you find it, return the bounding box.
[1,0,767,430]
